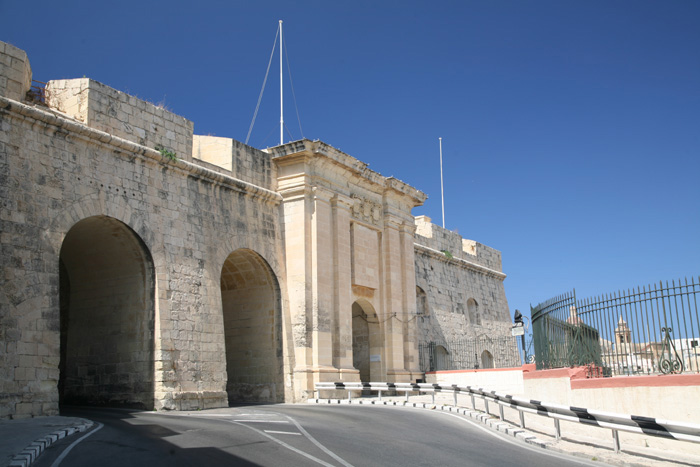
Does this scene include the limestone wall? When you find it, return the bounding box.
[0,44,287,417]
[193,135,276,190]
[46,79,194,161]
[414,216,517,366]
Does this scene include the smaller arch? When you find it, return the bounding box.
[416,286,428,316]
[352,299,382,383]
[480,350,494,369]
[434,345,450,371]
[467,298,481,326]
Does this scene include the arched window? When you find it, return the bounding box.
[467,298,481,325]
[416,286,428,316]
[481,350,494,369]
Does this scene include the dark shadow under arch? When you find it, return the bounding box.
[221,249,283,403]
[59,215,155,409]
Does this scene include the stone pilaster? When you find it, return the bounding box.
[381,214,408,382]
[400,220,421,379]
[310,187,335,371]
[332,194,356,377]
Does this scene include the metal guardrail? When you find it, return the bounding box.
[314,382,700,453]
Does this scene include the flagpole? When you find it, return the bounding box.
[439,137,445,228]
[279,20,284,146]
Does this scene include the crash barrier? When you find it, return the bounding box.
[314,382,700,453]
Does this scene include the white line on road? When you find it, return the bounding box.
[51,422,104,467]
[230,420,340,467]
[285,415,355,467]
[233,419,290,423]
[264,430,302,435]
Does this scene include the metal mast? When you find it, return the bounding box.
[279,20,284,146]
[439,137,445,228]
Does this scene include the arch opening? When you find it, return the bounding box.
[352,300,381,383]
[221,249,282,403]
[416,286,428,316]
[468,298,481,326]
[480,349,494,369]
[59,216,155,409]
[434,345,450,371]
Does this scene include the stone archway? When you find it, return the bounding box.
[352,300,382,382]
[59,215,155,409]
[221,249,282,403]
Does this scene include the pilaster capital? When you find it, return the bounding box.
[331,193,354,211]
[399,221,417,235]
[311,186,334,203]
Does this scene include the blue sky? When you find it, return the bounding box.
[3,1,699,324]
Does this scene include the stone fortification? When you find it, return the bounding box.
[0,41,514,418]
[46,79,194,161]
[414,216,518,367]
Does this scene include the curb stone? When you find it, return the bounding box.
[8,420,94,467]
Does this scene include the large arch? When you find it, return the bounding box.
[59,215,155,409]
[221,249,282,403]
[352,300,382,382]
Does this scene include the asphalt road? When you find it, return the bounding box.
[35,404,604,467]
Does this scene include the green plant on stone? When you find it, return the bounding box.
[441,250,453,259]
[155,144,177,161]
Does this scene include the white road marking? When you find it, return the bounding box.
[285,415,355,467]
[233,419,290,423]
[264,430,302,435]
[51,422,104,467]
[230,420,339,467]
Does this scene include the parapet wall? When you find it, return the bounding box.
[414,215,502,272]
[193,135,276,190]
[0,42,32,102]
[46,78,194,160]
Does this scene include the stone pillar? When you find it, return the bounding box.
[310,187,334,371]
[400,221,421,380]
[381,215,409,382]
[279,184,315,396]
[332,194,356,378]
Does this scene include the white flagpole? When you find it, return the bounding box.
[439,137,445,228]
[279,20,284,146]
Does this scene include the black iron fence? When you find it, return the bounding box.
[531,277,700,376]
[419,336,521,372]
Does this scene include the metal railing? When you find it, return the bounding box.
[313,381,700,453]
[531,277,700,376]
[419,336,521,372]
[25,80,47,106]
